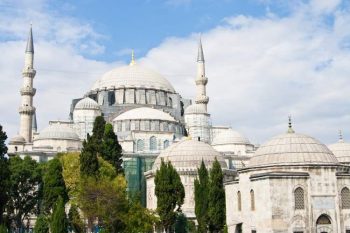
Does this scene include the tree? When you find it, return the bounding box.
[174,213,189,233]
[34,215,49,233]
[155,160,185,233]
[50,197,68,233]
[78,175,128,233]
[101,123,123,174]
[68,205,84,233]
[80,134,99,177]
[0,224,7,233]
[208,158,226,233]
[194,160,209,233]
[7,156,41,229]
[91,116,106,147]
[124,199,159,233]
[0,125,9,224]
[43,158,68,212]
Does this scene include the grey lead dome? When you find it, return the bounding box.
[249,132,338,167]
[91,64,175,93]
[153,138,227,171]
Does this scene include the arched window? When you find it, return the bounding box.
[237,191,242,211]
[250,190,255,211]
[137,139,144,152]
[294,187,305,210]
[342,187,350,209]
[150,136,157,151]
[164,140,169,149]
[316,214,331,225]
[168,97,173,107]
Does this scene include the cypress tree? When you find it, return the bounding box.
[208,158,226,233]
[80,134,99,177]
[92,116,106,147]
[34,215,49,233]
[194,160,209,233]
[0,125,9,224]
[43,158,68,212]
[101,123,123,174]
[155,160,185,233]
[50,197,68,233]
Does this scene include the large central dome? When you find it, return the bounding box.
[91,64,175,93]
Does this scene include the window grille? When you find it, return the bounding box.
[150,136,157,151]
[342,187,350,209]
[294,187,305,209]
[137,139,144,152]
[237,191,241,211]
[250,190,255,211]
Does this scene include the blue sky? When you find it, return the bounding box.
[1,0,350,144]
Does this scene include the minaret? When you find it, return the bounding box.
[19,25,36,143]
[195,38,209,111]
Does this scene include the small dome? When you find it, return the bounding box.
[113,107,176,122]
[75,97,100,110]
[328,140,350,164]
[10,135,25,144]
[249,132,338,167]
[36,122,80,141]
[185,104,207,114]
[212,129,250,146]
[153,139,227,170]
[91,64,175,93]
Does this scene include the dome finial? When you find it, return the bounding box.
[287,115,295,133]
[339,130,344,142]
[129,49,136,66]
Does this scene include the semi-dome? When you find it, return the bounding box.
[36,122,80,141]
[212,128,250,146]
[113,107,176,122]
[75,97,100,110]
[328,135,350,163]
[10,134,26,144]
[249,129,338,167]
[185,104,207,114]
[91,64,175,93]
[153,138,227,170]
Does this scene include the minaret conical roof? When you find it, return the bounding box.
[25,25,34,53]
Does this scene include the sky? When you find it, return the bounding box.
[1,0,350,145]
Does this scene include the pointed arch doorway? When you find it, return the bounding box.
[316,214,333,233]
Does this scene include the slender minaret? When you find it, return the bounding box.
[195,37,209,111]
[19,25,36,143]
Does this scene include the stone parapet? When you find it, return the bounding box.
[20,87,36,96]
[19,106,36,114]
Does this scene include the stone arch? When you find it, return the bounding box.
[250,189,255,211]
[316,214,332,233]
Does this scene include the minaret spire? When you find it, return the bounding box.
[129,49,136,66]
[19,24,36,143]
[195,37,209,111]
[339,130,344,142]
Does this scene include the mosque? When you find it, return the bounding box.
[7,26,350,233]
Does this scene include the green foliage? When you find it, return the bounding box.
[34,215,49,233]
[68,205,84,233]
[78,176,128,233]
[155,160,185,232]
[0,224,7,233]
[174,213,188,233]
[7,156,41,229]
[50,197,68,233]
[0,125,9,224]
[80,134,99,177]
[100,123,123,174]
[124,199,159,233]
[194,160,209,233]
[92,116,106,147]
[43,158,68,212]
[208,158,226,233]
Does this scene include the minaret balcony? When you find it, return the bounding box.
[195,78,208,85]
[19,106,36,115]
[22,68,36,78]
[195,96,209,104]
[20,87,36,96]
